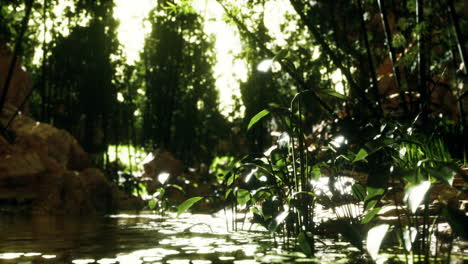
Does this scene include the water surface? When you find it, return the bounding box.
[0,211,319,264]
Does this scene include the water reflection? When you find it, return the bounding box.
[0,211,310,264]
[1,212,466,264]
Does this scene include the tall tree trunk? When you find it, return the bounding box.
[41,0,49,122]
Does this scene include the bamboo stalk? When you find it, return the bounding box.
[377,0,409,115]
[416,0,428,119]
[358,0,383,115]
[447,0,467,74]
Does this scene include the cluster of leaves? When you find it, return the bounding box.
[178,0,467,262]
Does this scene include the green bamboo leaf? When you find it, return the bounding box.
[177,197,203,217]
[352,148,368,163]
[365,187,385,202]
[352,183,366,201]
[247,109,270,130]
[361,207,381,224]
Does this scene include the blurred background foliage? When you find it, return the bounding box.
[0,0,466,188]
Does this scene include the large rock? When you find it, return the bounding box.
[0,45,32,111]
[0,45,141,215]
[0,104,123,215]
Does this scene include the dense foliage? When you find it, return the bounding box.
[1,0,467,262]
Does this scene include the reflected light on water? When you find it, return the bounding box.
[72,259,96,264]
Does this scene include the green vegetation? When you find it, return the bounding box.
[1,0,466,263]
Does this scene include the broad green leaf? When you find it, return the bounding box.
[226,173,237,186]
[402,227,417,251]
[353,148,368,163]
[236,189,251,206]
[176,196,203,217]
[333,220,364,251]
[247,109,270,130]
[361,207,382,224]
[404,181,431,213]
[366,224,389,260]
[298,232,314,256]
[426,165,456,186]
[352,183,366,201]
[268,211,289,233]
[365,187,385,201]
[148,199,156,210]
[365,200,378,211]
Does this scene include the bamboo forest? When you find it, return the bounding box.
[0,0,467,263]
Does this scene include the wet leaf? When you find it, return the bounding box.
[177,197,203,217]
[247,109,270,130]
[367,224,389,260]
[268,210,289,233]
[404,181,431,213]
[402,227,417,251]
